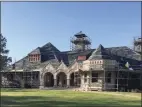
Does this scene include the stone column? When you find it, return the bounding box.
[39,73,44,89]
[67,79,70,88]
[81,74,84,88]
[54,79,57,87]
[85,73,90,91]
[87,74,90,86]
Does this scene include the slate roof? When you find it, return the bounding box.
[88,44,111,60]
[40,42,60,53]
[12,42,142,71]
[29,47,40,55]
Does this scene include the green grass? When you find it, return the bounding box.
[1,88,141,107]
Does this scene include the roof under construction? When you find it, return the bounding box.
[12,33,142,71]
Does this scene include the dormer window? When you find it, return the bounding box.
[29,54,40,62]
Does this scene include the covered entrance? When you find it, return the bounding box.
[44,72,54,87]
[70,72,81,87]
[57,72,67,87]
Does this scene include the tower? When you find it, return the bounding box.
[133,37,142,54]
[70,31,91,51]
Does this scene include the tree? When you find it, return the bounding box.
[0,33,12,71]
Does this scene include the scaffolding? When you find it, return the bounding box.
[133,36,142,53]
[82,62,142,92]
[70,32,92,51]
[1,57,141,91]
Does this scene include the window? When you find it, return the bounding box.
[92,72,98,82]
[106,72,111,83]
[29,54,40,62]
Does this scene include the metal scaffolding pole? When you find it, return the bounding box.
[127,70,129,91]
[31,71,32,88]
[103,68,106,91]
[117,63,120,91]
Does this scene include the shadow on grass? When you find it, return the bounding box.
[1,88,41,93]
[1,95,140,107]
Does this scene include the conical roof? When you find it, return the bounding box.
[88,44,111,60]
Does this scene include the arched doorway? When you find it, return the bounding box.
[70,72,75,86]
[57,72,67,87]
[70,72,81,87]
[44,72,54,87]
[73,72,81,87]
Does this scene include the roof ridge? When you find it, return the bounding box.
[88,44,111,60]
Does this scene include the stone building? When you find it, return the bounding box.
[1,31,142,91]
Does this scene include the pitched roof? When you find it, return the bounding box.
[40,42,60,53]
[74,31,87,38]
[88,44,111,60]
[106,46,141,61]
[12,42,142,71]
[29,47,40,55]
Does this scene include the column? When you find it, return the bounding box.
[87,74,90,86]
[81,74,84,88]
[39,73,44,89]
[103,70,106,91]
[54,79,57,87]
[86,73,90,91]
[67,79,70,88]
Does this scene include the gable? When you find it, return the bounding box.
[89,44,111,60]
[44,63,56,72]
[40,42,60,53]
[57,61,68,71]
[69,61,78,71]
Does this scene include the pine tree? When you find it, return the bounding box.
[0,33,12,71]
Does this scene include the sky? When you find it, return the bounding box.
[1,2,141,63]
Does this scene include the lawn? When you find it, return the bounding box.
[1,88,141,107]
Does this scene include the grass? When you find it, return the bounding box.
[1,88,141,107]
